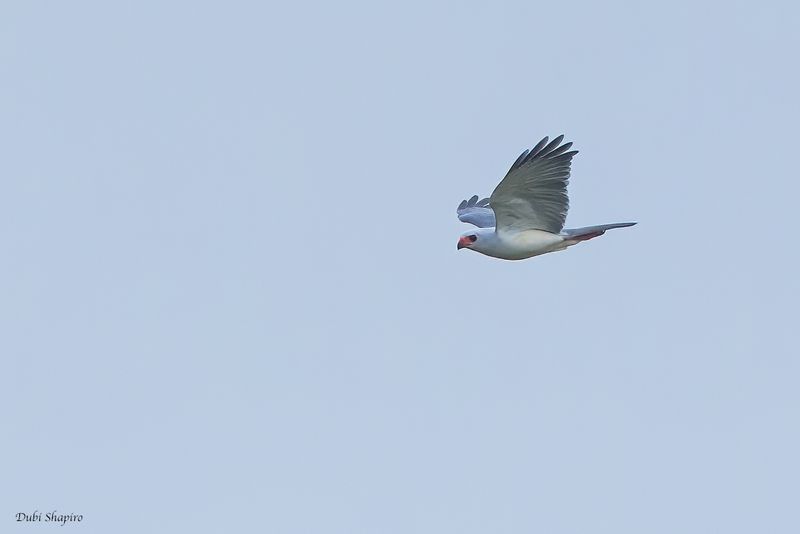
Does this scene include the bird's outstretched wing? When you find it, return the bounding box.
[456,195,496,228]
[489,135,577,234]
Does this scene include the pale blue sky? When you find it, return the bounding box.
[2,1,799,532]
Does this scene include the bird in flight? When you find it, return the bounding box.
[456,135,636,260]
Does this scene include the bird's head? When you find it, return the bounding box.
[457,232,478,250]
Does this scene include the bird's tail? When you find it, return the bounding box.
[561,222,637,242]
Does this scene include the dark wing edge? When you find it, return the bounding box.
[504,135,579,177]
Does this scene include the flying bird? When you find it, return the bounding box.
[456,135,636,260]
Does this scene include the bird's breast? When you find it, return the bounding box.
[496,230,566,260]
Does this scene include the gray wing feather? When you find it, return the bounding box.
[457,195,496,228]
[490,135,578,234]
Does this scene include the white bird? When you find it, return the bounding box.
[457,135,636,260]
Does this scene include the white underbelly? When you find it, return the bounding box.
[499,230,566,260]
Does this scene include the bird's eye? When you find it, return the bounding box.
[468,235,477,242]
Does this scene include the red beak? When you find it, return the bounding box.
[457,236,470,250]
